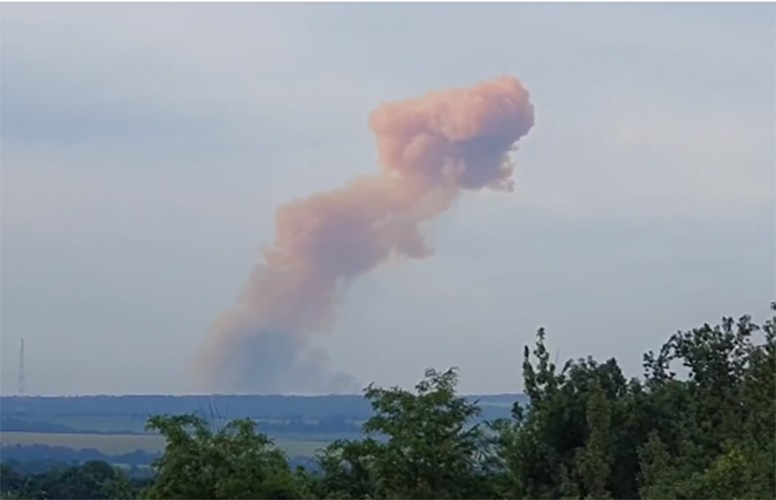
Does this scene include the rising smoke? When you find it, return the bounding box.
[194,76,536,394]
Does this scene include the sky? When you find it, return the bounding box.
[1,2,774,396]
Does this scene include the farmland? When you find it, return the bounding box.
[0,431,328,458]
[0,432,165,454]
[0,393,524,467]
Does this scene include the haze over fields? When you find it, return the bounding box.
[1,3,774,396]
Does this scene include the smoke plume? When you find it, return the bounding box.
[194,76,535,394]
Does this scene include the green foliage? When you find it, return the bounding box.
[634,306,776,500]
[4,305,774,500]
[0,460,139,499]
[493,306,775,499]
[143,414,298,499]
[316,368,493,499]
[576,385,613,499]
[637,431,674,499]
[316,438,383,499]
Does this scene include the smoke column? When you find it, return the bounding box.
[194,76,535,394]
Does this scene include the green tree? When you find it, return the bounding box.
[9,304,770,500]
[576,384,613,499]
[639,307,776,498]
[0,464,23,499]
[317,368,491,499]
[57,460,134,499]
[495,329,632,499]
[316,438,383,499]
[637,431,675,499]
[144,414,299,499]
[495,305,776,499]
[0,461,136,500]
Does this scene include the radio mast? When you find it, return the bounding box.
[18,338,25,396]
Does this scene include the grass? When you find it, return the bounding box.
[40,415,149,433]
[0,432,166,454]
[0,432,328,457]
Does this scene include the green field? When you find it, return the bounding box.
[0,432,328,457]
[12,414,363,435]
[38,415,149,434]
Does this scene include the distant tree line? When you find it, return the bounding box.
[0,419,76,434]
[1,395,377,422]
[0,460,151,499]
[0,445,158,468]
[2,306,774,499]
[0,416,363,438]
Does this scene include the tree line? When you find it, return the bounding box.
[2,306,774,499]
[0,445,158,468]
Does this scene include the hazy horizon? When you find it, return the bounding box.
[1,3,774,396]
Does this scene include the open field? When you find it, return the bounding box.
[6,415,352,435]
[0,432,165,454]
[0,432,328,457]
[33,415,149,434]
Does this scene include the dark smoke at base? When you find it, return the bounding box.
[203,328,359,394]
[194,76,536,394]
[193,261,364,394]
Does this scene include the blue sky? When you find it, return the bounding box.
[1,3,774,395]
